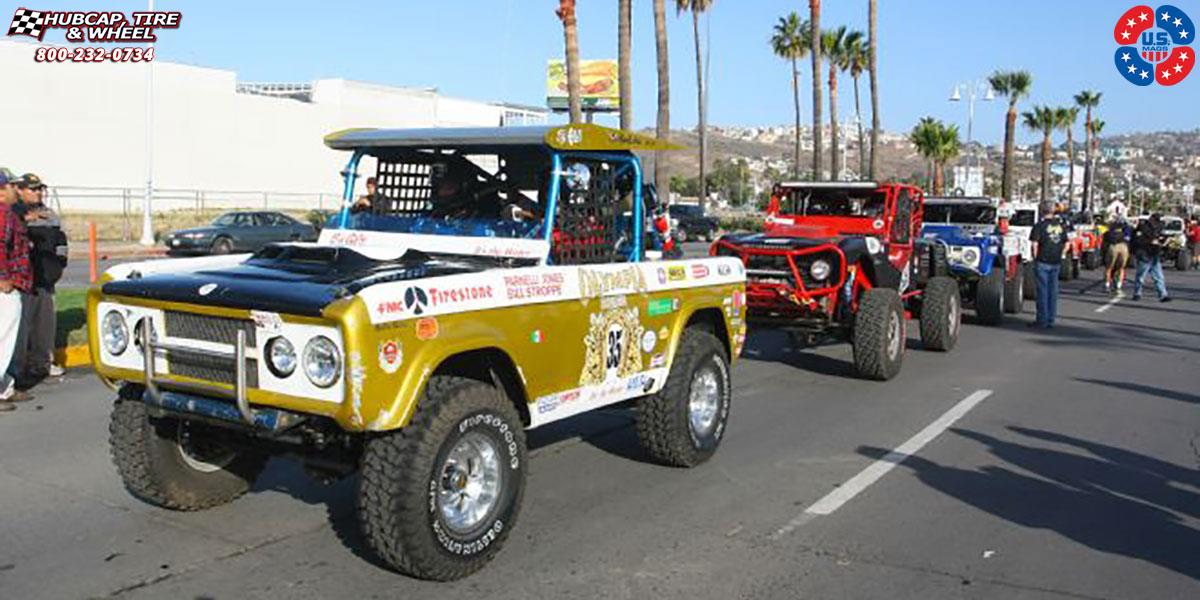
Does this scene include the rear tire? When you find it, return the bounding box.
[358,376,526,581]
[109,390,267,511]
[636,327,731,467]
[1083,250,1100,270]
[920,276,961,352]
[1004,263,1024,314]
[852,288,905,381]
[1176,249,1191,272]
[975,268,1005,325]
[211,237,234,255]
[1022,265,1037,300]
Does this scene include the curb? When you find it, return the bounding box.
[68,248,167,260]
[55,345,90,368]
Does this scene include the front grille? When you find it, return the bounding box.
[745,254,795,286]
[169,348,259,387]
[165,311,256,346]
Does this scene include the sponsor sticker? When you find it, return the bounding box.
[641,329,658,353]
[647,298,675,316]
[658,326,669,341]
[650,352,667,368]
[378,339,402,374]
[717,263,732,276]
[415,317,440,341]
[656,267,667,284]
[691,264,710,279]
[250,310,282,332]
[530,329,543,343]
[504,272,565,300]
[198,283,217,296]
[667,265,687,282]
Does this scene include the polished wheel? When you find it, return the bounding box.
[176,421,237,473]
[688,365,721,437]
[887,310,903,361]
[437,431,502,534]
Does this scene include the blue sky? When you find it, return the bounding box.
[19,0,1200,143]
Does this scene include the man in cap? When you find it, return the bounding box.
[0,168,34,409]
[1028,202,1072,328]
[14,173,67,382]
[1130,213,1171,302]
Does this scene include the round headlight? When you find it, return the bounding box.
[101,310,129,356]
[266,337,297,378]
[810,259,832,282]
[962,248,980,265]
[302,336,341,388]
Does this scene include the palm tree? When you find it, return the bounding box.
[1055,106,1079,209]
[987,70,1033,200]
[1092,118,1106,198]
[845,32,869,179]
[868,0,880,179]
[556,0,583,124]
[771,13,809,178]
[653,0,671,197]
[677,0,715,212]
[822,26,851,180]
[1022,105,1057,204]
[909,117,960,194]
[1074,90,1102,211]
[618,0,633,131]
[809,0,823,179]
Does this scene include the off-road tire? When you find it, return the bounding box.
[1176,249,1191,272]
[675,229,688,243]
[210,237,234,255]
[358,376,526,581]
[852,288,906,380]
[1083,250,1100,270]
[1003,263,1024,314]
[636,327,731,467]
[109,390,267,511]
[1022,264,1037,300]
[975,267,1005,325]
[920,276,961,352]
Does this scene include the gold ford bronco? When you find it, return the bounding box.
[89,124,746,580]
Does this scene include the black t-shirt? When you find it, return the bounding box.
[1131,219,1163,258]
[1030,216,1071,265]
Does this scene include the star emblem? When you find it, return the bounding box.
[1182,51,1191,61]
[1182,30,1190,39]
[1128,64,1138,74]
[1161,11,1171,21]
[1122,52,1131,62]
[1162,69,1172,79]
[1121,30,1131,40]
[1141,12,1150,22]
[1140,69,1149,79]
[1127,17,1137,27]
[1175,17,1183,27]
[1175,63,1184,73]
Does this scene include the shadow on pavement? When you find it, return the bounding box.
[857,427,1200,580]
[739,330,857,379]
[1073,378,1200,406]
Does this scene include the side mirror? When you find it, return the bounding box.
[564,162,591,192]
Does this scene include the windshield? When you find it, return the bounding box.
[924,204,997,225]
[340,152,550,240]
[780,188,887,218]
[1011,209,1036,227]
[1162,219,1184,233]
[671,205,703,218]
[212,213,239,227]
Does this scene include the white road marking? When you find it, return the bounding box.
[772,389,994,538]
[1095,293,1123,313]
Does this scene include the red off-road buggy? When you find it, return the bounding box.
[712,182,960,380]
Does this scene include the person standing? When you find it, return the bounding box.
[1130,213,1171,302]
[1102,216,1131,293]
[1187,217,1200,270]
[15,173,67,382]
[1028,202,1071,328]
[0,169,34,409]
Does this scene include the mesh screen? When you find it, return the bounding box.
[551,159,627,265]
[373,161,435,216]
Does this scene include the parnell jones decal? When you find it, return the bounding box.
[7,6,181,63]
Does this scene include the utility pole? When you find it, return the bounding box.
[139,0,156,246]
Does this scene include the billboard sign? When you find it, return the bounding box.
[546,59,619,111]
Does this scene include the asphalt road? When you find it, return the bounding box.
[3,264,1198,599]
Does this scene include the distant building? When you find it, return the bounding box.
[1102,146,1145,161]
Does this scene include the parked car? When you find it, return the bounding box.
[164,211,317,255]
[669,203,720,242]
[713,181,960,381]
[921,196,1025,325]
[92,124,745,580]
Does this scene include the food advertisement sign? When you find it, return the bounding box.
[546,59,619,111]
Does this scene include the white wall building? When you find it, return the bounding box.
[0,40,546,213]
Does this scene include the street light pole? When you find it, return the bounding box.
[949,80,994,168]
[139,0,155,246]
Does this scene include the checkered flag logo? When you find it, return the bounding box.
[8,8,47,40]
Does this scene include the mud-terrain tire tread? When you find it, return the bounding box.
[976,267,1005,325]
[1176,249,1191,272]
[1023,264,1037,300]
[1003,263,1024,314]
[636,327,730,467]
[852,288,905,381]
[358,376,526,581]
[109,392,266,511]
[920,276,960,352]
